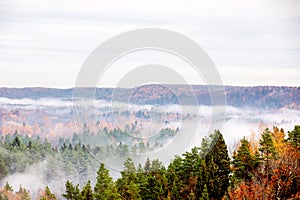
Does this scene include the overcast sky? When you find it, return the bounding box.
[0,0,299,88]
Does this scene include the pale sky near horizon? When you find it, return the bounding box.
[0,0,299,88]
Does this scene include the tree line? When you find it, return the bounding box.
[61,126,300,199]
[1,125,300,199]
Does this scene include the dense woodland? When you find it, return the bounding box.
[0,125,300,199]
[1,85,299,109]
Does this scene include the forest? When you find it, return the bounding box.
[0,125,299,199]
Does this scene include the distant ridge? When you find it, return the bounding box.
[0,85,299,109]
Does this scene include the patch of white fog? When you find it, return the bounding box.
[1,99,300,197]
[0,98,73,109]
[1,160,67,199]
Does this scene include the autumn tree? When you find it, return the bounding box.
[271,126,285,155]
[269,144,300,199]
[230,125,300,199]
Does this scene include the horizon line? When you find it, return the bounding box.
[0,83,299,90]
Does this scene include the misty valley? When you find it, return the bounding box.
[0,86,299,199]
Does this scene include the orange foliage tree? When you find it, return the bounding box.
[229,125,300,199]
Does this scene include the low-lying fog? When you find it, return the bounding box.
[0,97,298,142]
[0,97,299,197]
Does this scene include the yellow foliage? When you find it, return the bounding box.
[271,126,285,155]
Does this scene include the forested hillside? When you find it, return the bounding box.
[0,85,299,109]
[1,125,299,199]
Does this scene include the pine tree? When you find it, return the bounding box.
[12,136,21,147]
[259,128,276,180]
[123,157,136,175]
[41,186,57,200]
[180,147,202,198]
[232,137,255,182]
[17,186,30,200]
[259,128,276,158]
[287,125,300,149]
[28,140,32,149]
[62,181,73,200]
[94,163,120,200]
[73,184,82,200]
[150,159,165,172]
[117,158,141,200]
[204,130,231,200]
[143,158,151,172]
[62,180,81,200]
[4,182,13,192]
[167,162,180,200]
[81,181,93,200]
[195,159,208,199]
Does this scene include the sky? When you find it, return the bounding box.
[0,0,300,88]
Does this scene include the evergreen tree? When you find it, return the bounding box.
[116,158,141,200]
[232,137,255,182]
[204,130,230,200]
[94,163,120,200]
[81,181,93,200]
[4,182,13,192]
[259,128,276,157]
[41,186,57,200]
[136,165,149,199]
[12,136,21,147]
[143,158,151,172]
[200,136,211,158]
[17,186,30,200]
[120,157,138,185]
[28,141,32,149]
[68,143,73,151]
[62,181,74,200]
[259,128,276,180]
[167,162,180,200]
[143,168,167,199]
[180,147,202,199]
[150,159,165,172]
[73,184,82,200]
[287,125,300,149]
[62,180,81,200]
[195,160,207,199]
